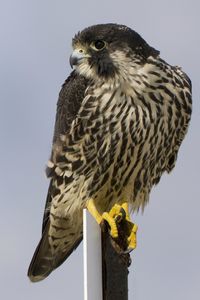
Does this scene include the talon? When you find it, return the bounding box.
[101,212,118,238]
[127,223,138,249]
[115,207,126,223]
[86,199,138,250]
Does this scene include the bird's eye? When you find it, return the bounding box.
[91,40,106,51]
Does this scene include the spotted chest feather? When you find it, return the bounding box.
[48,57,191,212]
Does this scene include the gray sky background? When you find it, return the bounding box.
[0,0,199,299]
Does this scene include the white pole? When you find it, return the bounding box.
[83,209,103,300]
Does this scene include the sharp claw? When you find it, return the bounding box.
[123,248,134,254]
[115,207,126,223]
[86,199,138,251]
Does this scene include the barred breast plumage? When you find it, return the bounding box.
[51,57,191,213]
[28,23,192,282]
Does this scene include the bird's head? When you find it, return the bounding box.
[70,23,159,81]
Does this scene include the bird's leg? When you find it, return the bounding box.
[86,199,138,250]
[86,198,103,224]
[86,199,119,238]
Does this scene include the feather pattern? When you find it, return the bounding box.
[28,24,192,281]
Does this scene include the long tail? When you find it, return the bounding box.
[27,222,82,282]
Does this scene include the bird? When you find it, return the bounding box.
[28,23,192,282]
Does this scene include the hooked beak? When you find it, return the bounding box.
[69,49,89,68]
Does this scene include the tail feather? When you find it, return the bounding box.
[28,222,82,282]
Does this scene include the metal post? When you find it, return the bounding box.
[83,209,103,300]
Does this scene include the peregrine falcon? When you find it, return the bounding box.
[28,23,192,282]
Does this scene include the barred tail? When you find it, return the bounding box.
[27,222,82,282]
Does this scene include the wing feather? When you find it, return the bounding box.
[42,71,88,233]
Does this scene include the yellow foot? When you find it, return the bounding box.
[121,202,138,249]
[86,199,138,250]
